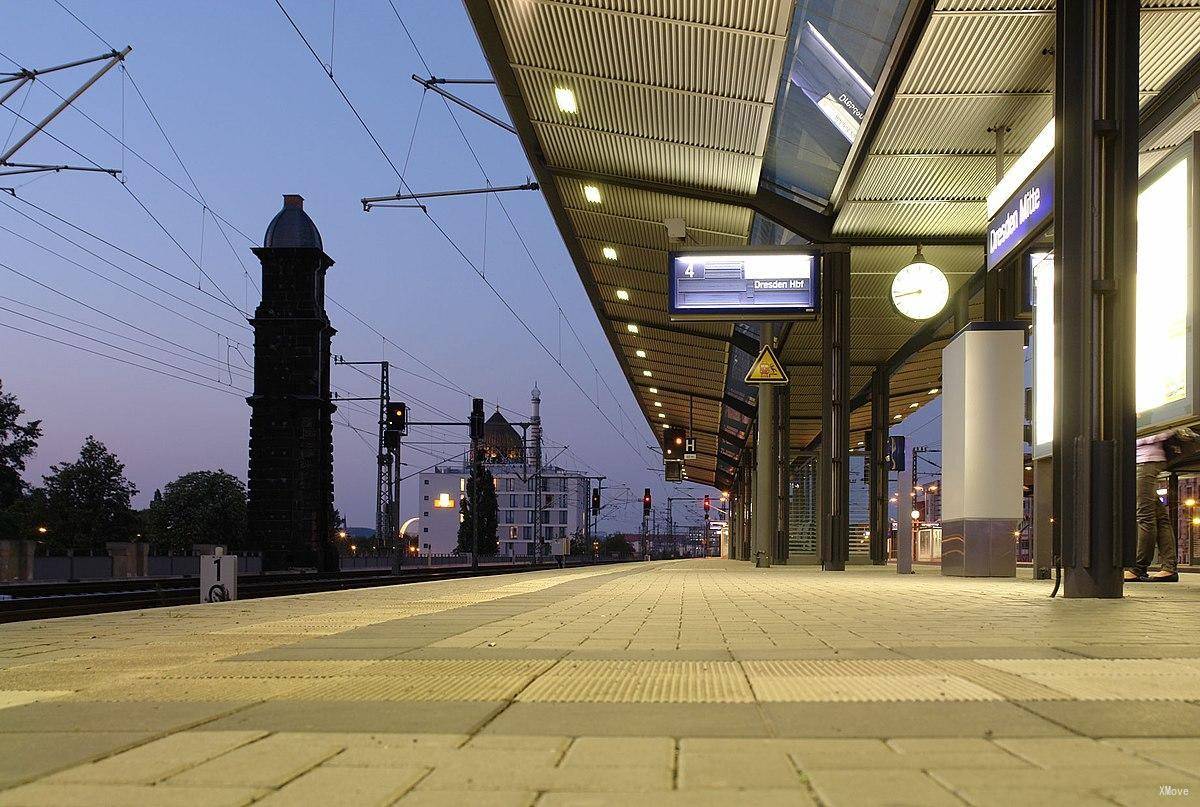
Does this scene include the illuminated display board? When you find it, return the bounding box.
[1135,139,1196,433]
[1031,250,1054,459]
[668,248,819,320]
[1029,134,1198,447]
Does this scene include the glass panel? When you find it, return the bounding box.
[789,456,819,557]
[761,1,908,204]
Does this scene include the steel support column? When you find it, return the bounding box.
[1053,0,1138,598]
[869,369,890,565]
[897,444,914,574]
[777,382,791,564]
[753,324,777,567]
[820,248,852,571]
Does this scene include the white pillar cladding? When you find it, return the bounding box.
[940,323,1025,577]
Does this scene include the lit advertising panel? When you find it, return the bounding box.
[1027,135,1197,447]
[668,248,819,320]
[1031,251,1054,459]
[1136,142,1195,432]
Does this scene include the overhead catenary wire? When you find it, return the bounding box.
[0,41,525,423]
[0,87,244,313]
[274,0,649,466]
[385,3,653,458]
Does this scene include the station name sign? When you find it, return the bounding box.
[667,248,820,320]
[987,156,1053,271]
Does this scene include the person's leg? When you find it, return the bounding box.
[1155,498,1179,572]
[1132,462,1165,577]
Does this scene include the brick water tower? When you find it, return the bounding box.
[247,194,338,572]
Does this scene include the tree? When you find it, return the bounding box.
[0,379,42,512]
[146,470,247,553]
[599,534,633,558]
[42,436,138,552]
[456,461,498,555]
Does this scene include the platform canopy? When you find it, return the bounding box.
[465,0,1200,489]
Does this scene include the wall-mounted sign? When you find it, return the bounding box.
[668,248,819,320]
[986,156,1054,271]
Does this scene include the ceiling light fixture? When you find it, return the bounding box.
[603,247,619,261]
[554,86,578,114]
[626,323,638,333]
[583,184,602,204]
[635,349,647,358]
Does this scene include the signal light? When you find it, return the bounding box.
[643,488,652,516]
[386,401,407,434]
[469,398,485,441]
[703,495,711,512]
[663,426,686,458]
[591,488,600,517]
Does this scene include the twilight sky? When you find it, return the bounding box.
[0,0,713,533]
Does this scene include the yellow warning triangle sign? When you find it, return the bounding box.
[745,344,789,385]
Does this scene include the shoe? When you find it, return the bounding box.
[1147,571,1179,582]
[1124,570,1148,582]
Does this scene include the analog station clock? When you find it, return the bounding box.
[890,250,949,320]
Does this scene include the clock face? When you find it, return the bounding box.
[890,261,949,320]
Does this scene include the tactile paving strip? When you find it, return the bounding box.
[747,673,1003,702]
[930,661,1074,701]
[357,659,554,677]
[70,677,307,702]
[978,658,1199,677]
[286,674,535,702]
[516,660,754,703]
[153,660,377,679]
[741,659,939,677]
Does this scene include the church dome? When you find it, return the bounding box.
[264,194,322,249]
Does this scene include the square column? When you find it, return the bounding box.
[1054,0,1138,597]
[940,323,1024,577]
[868,368,890,565]
[753,325,777,567]
[820,247,851,570]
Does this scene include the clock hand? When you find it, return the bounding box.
[893,289,924,298]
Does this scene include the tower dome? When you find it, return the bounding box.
[264,194,322,249]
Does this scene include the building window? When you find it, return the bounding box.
[508,494,518,508]
[423,479,429,485]
[423,495,428,501]
[433,492,455,509]
[524,494,533,507]
[522,526,531,540]
[422,527,428,533]
[423,512,429,518]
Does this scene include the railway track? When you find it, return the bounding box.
[0,558,633,622]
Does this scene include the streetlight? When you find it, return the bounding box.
[911,509,921,520]
[36,526,47,534]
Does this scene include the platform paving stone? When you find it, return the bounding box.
[0,560,1198,803]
